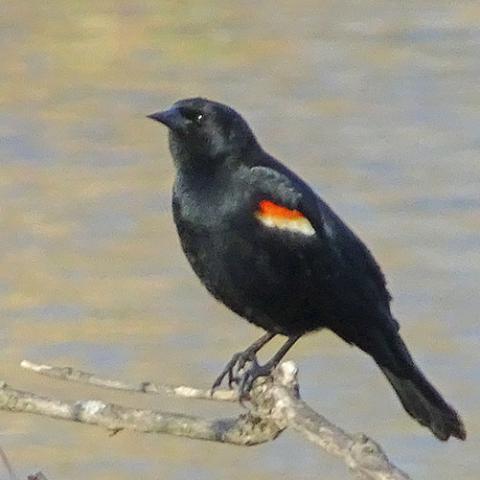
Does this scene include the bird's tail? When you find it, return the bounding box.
[373,332,466,441]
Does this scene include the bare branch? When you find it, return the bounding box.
[20,360,237,402]
[0,445,49,480]
[0,381,280,446]
[27,473,49,480]
[256,364,409,480]
[5,361,410,480]
[0,446,19,480]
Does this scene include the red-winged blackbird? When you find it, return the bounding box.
[147,97,465,441]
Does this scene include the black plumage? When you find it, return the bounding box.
[147,97,465,441]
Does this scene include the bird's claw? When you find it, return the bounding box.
[211,352,275,406]
[211,349,258,393]
[237,361,273,400]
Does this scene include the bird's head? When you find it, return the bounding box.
[147,98,259,171]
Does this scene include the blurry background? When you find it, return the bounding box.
[0,1,478,479]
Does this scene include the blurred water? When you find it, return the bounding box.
[0,1,479,479]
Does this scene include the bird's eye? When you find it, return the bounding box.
[182,109,205,124]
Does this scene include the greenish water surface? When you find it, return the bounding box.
[0,1,478,478]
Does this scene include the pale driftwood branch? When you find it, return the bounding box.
[0,382,279,446]
[20,360,237,402]
[2,361,410,480]
[27,475,49,480]
[0,445,49,480]
[0,446,19,480]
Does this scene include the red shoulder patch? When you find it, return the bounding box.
[255,200,315,236]
[257,200,305,220]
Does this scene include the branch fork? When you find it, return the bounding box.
[0,360,412,479]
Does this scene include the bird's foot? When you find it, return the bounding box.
[211,349,258,392]
[237,359,274,400]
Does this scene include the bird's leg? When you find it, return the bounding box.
[238,335,301,398]
[211,332,276,391]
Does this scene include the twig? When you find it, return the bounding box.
[0,445,49,480]
[27,473,49,480]
[255,364,409,480]
[0,382,280,446]
[20,360,237,402]
[0,446,19,480]
[1,361,411,480]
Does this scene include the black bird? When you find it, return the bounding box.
[147,97,466,441]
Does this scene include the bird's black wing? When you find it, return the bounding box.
[246,163,397,333]
[247,165,305,211]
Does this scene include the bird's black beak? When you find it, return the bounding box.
[147,107,184,132]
